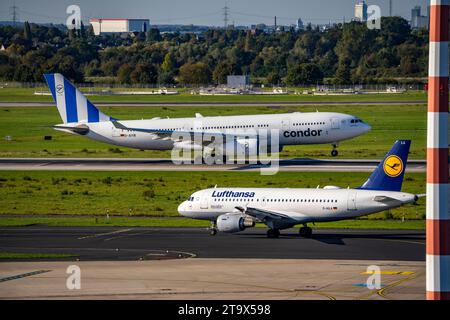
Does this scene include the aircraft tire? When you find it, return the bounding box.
[331,149,338,157]
[299,227,313,238]
[267,229,280,238]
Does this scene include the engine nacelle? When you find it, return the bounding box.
[216,214,255,233]
[173,140,203,151]
[223,138,258,157]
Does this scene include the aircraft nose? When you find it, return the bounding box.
[178,201,189,217]
[362,123,371,134]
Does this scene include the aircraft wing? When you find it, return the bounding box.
[112,120,258,143]
[235,206,296,223]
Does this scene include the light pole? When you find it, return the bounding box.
[426,0,450,300]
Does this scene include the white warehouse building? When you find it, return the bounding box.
[89,18,150,35]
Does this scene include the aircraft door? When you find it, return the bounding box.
[347,190,357,211]
[281,119,290,130]
[331,118,340,129]
[261,197,267,207]
[200,194,209,209]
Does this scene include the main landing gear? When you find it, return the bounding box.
[299,225,313,238]
[331,143,339,157]
[209,221,218,236]
[267,229,280,238]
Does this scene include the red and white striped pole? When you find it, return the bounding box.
[427,0,450,300]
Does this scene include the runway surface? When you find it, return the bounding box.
[0,157,428,172]
[0,101,427,108]
[0,259,425,299]
[0,227,425,261]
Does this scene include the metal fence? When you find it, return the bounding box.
[0,82,428,91]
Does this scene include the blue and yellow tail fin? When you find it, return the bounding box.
[44,73,112,124]
[359,140,411,192]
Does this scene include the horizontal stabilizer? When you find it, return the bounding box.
[373,195,403,206]
[53,124,90,135]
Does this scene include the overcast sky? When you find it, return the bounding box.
[1,0,430,26]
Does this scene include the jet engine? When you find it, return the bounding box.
[173,140,203,151]
[216,214,255,233]
[224,138,258,157]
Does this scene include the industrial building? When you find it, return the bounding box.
[354,1,368,22]
[227,75,250,88]
[89,18,150,35]
[411,6,429,29]
[296,18,304,31]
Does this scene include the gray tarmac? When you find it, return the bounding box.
[0,227,426,299]
[0,226,425,262]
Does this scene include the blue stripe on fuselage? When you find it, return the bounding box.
[87,100,99,122]
[64,78,78,123]
[43,74,56,101]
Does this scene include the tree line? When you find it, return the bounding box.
[0,17,429,86]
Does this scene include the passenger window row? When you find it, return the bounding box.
[293,122,326,126]
[213,198,338,203]
[161,124,271,131]
[196,124,269,130]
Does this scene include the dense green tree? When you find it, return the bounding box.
[23,21,32,43]
[117,63,133,84]
[147,28,162,42]
[334,57,352,84]
[179,62,211,85]
[286,63,323,85]
[158,71,176,85]
[0,17,429,85]
[130,63,158,84]
[266,71,281,85]
[212,60,234,84]
[161,52,176,73]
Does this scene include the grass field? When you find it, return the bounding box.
[0,216,425,229]
[0,252,77,259]
[0,104,426,159]
[0,87,428,103]
[0,171,426,222]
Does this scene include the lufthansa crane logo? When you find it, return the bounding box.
[383,155,403,177]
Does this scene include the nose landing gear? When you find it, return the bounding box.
[209,221,218,236]
[331,144,339,157]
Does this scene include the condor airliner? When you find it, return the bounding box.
[178,140,424,238]
[44,74,370,159]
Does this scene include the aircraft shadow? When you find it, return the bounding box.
[239,231,425,246]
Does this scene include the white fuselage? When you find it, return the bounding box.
[57,112,370,150]
[178,187,416,227]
